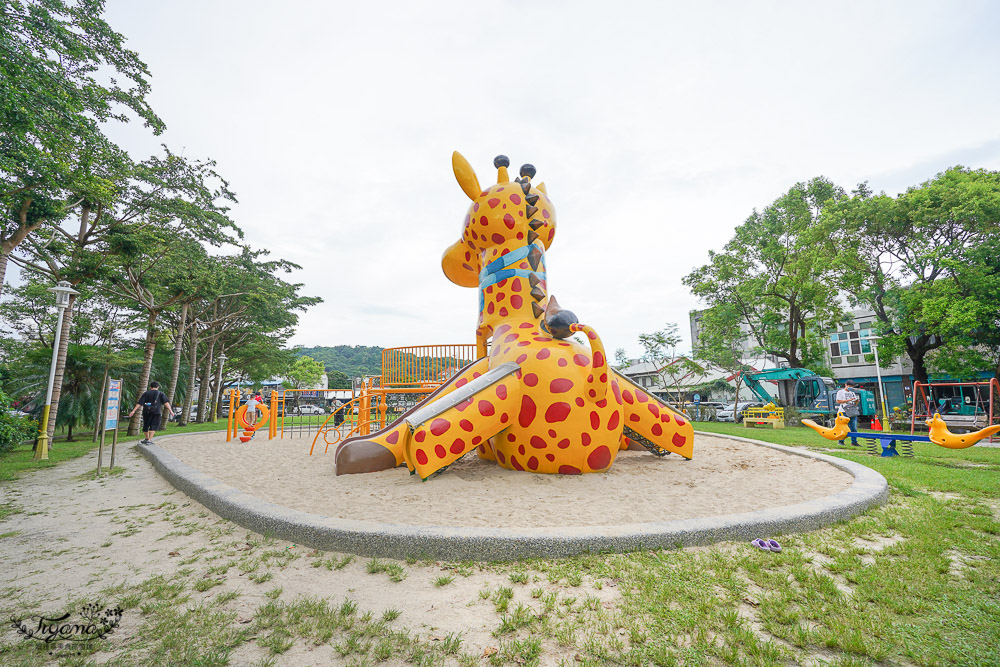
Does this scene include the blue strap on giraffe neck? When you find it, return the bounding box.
[478,243,545,313]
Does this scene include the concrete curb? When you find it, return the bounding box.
[138,431,889,561]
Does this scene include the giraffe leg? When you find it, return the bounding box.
[404,372,522,480]
[613,372,694,459]
[335,357,491,475]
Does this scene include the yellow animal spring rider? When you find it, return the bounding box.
[802,412,1000,456]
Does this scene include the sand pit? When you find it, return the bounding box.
[156,432,853,529]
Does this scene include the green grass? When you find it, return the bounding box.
[0,420,228,481]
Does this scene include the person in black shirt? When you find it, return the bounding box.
[127,381,172,445]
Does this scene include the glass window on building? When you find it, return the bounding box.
[858,328,872,354]
[830,332,851,358]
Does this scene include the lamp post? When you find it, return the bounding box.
[33,281,80,460]
[862,335,890,433]
[212,353,227,423]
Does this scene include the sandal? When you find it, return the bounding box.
[766,539,782,553]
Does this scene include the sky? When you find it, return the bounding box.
[99,0,1000,358]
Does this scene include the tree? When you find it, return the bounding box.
[684,178,846,370]
[0,384,35,454]
[285,356,324,410]
[613,348,629,369]
[637,323,704,405]
[819,167,1000,383]
[1,0,163,291]
[692,305,752,408]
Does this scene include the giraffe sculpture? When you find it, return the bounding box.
[336,153,694,479]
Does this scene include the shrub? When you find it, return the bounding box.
[0,386,36,454]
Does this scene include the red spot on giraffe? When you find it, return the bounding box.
[516,354,527,364]
[559,465,581,475]
[630,413,640,422]
[600,373,608,383]
[496,384,508,400]
[478,400,495,416]
[478,444,485,455]
[430,418,450,436]
[488,198,501,208]
[661,413,671,423]
[472,436,482,445]
[504,333,518,343]
[479,215,488,225]
[415,430,426,443]
[607,411,620,430]
[455,398,472,412]
[512,278,521,291]
[510,193,521,204]
[435,444,447,458]
[589,390,597,398]
[612,381,622,404]
[386,431,399,445]
[636,391,648,403]
[450,439,466,454]
[491,233,505,244]
[588,446,612,470]
[536,348,551,360]
[516,232,524,239]
[622,390,634,404]
[576,397,585,407]
[582,432,591,446]
[545,402,571,422]
[459,419,474,432]
[473,203,480,212]
[487,302,495,314]
[518,444,525,455]
[519,322,533,328]
[500,413,509,423]
[530,436,546,449]
[557,438,570,449]
[672,433,686,448]
[510,455,524,471]
[523,373,538,386]
[588,374,594,383]
[507,433,516,442]
[548,429,556,437]
[543,209,550,219]
[558,358,568,367]
[652,424,663,436]
[573,354,589,367]
[496,291,505,301]
[511,295,523,308]
[519,395,536,427]
[455,378,468,388]
[497,450,506,464]
[503,213,515,228]
[590,412,600,429]
[647,403,660,418]
[527,456,539,471]
[546,454,555,462]
[675,416,687,426]
[550,378,573,393]
[416,449,428,465]
[464,251,470,261]
[462,263,474,271]
[495,323,510,335]
[499,307,509,316]
[517,341,530,347]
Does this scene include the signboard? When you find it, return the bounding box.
[693,393,701,404]
[105,379,122,430]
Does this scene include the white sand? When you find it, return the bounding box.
[158,432,853,528]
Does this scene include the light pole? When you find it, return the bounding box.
[212,352,227,423]
[862,335,890,432]
[34,281,80,460]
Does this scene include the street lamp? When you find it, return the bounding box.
[212,353,228,423]
[861,335,890,433]
[33,281,80,460]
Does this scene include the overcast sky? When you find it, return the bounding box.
[101,0,1000,358]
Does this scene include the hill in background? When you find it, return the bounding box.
[293,345,383,388]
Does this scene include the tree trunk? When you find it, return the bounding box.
[128,312,159,435]
[45,293,77,442]
[0,249,9,297]
[197,335,216,423]
[92,369,108,442]
[67,421,74,442]
[211,346,226,422]
[163,302,188,431]
[179,324,199,427]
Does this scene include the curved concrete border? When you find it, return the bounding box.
[138,431,888,561]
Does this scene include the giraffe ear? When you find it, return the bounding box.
[535,182,547,194]
[452,151,482,201]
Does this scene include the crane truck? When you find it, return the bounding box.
[739,368,877,426]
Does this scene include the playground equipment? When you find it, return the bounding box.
[911,379,999,443]
[333,153,694,479]
[743,403,785,429]
[741,368,878,425]
[803,410,1000,456]
[230,395,272,443]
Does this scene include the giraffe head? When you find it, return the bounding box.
[442,152,557,287]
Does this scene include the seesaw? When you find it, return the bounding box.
[802,412,1000,457]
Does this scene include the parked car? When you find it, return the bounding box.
[292,404,326,416]
[716,402,766,423]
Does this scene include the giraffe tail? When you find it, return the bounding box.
[568,323,609,402]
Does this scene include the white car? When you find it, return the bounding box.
[293,404,326,416]
[716,402,765,423]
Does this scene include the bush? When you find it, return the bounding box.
[783,406,804,426]
[0,386,36,454]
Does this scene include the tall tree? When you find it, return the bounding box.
[692,304,752,406]
[684,178,846,370]
[0,0,163,291]
[637,323,703,405]
[818,167,1000,383]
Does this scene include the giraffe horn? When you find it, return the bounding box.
[494,155,510,184]
[536,182,547,194]
[452,151,481,201]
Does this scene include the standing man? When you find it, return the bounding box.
[128,381,172,445]
[836,379,860,447]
